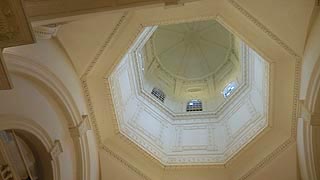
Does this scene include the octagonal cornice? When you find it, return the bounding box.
[106,24,270,164]
[81,0,301,179]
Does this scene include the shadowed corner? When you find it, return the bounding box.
[0,50,12,90]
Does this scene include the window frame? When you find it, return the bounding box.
[222,81,238,98]
[186,99,203,112]
[151,87,166,102]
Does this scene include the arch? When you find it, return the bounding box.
[298,55,320,180]
[0,114,59,180]
[2,53,97,180]
[304,56,320,113]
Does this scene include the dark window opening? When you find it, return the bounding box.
[151,87,166,102]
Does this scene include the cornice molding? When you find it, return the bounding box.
[224,1,301,179]
[108,47,269,165]
[82,79,103,147]
[227,0,301,60]
[102,145,152,180]
[288,57,301,138]
[80,12,129,79]
[238,138,295,180]
[81,12,132,148]
[33,24,60,40]
[82,0,301,179]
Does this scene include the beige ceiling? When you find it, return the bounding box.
[237,0,314,55]
[56,12,125,75]
[78,0,304,178]
[100,141,298,180]
[53,0,314,79]
[33,0,316,179]
[153,20,232,80]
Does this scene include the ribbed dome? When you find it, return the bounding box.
[153,21,232,80]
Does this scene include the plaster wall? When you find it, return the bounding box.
[0,74,76,180]
[0,38,99,180]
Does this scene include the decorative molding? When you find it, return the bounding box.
[132,42,251,120]
[173,126,217,152]
[102,145,152,180]
[33,24,60,40]
[299,101,312,121]
[0,0,34,48]
[108,37,269,165]
[5,53,95,180]
[0,115,61,180]
[297,117,319,180]
[287,58,301,139]
[81,0,302,179]
[224,1,301,179]
[227,0,301,60]
[69,115,92,138]
[50,140,63,159]
[5,52,84,127]
[5,54,95,180]
[82,79,103,147]
[238,138,295,180]
[80,12,129,79]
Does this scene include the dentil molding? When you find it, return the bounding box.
[82,0,301,179]
[33,24,61,40]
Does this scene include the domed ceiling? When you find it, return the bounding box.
[139,20,244,114]
[153,21,232,80]
[108,20,269,165]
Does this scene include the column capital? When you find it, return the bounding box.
[50,140,63,159]
[69,115,92,138]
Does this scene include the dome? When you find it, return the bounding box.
[108,19,269,165]
[153,21,232,80]
[140,20,243,114]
